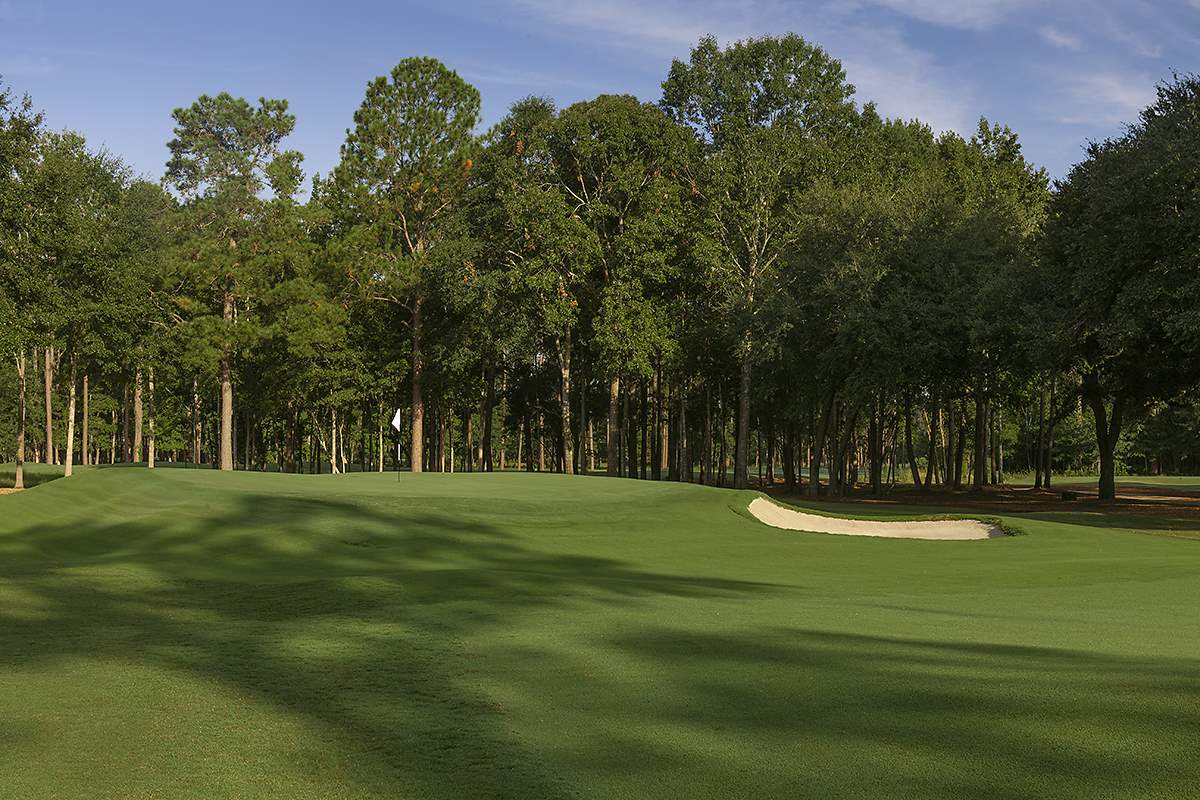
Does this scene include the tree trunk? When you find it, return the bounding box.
[147,368,156,469]
[919,402,935,488]
[1083,374,1123,501]
[943,400,956,490]
[577,363,587,475]
[809,388,836,497]
[44,346,55,464]
[658,371,669,479]
[902,393,916,489]
[15,352,26,489]
[719,388,728,486]
[703,387,713,485]
[132,366,143,463]
[625,380,638,479]
[463,411,472,472]
[64,359,78,477]
[870,393,883,495]
[1034,385,1046,489]
[972,384,986,491]
[783,425,796,492]
[330,408,340,474]
[219,289,234,471]
[641,381,649,480]
[586,418,595,472]
[733,344,752,489]
[607,377,620,476]
[516,418,525,470]
[557,332,574,475]
[1046,381,1056,489]
[439,408,448,472]
[483,362,495,472]
[996,406,1004,484]
[678,386,690,483]
[953,403,966,488]
[410,296,425,473]
[192,377,201,466]
[81,373,90,467]
[536,411,545,472]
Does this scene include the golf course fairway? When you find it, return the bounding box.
[2,468,1198,799]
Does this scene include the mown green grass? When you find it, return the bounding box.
[2,469,1198,799]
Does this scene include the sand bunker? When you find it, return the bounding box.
[748,497,1003,540]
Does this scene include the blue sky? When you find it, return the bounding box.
[3,0,1197,186]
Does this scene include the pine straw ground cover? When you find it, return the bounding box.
[1,468,1197,799]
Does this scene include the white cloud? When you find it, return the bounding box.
[456,61,614,94]
[502,0,974,134]
[506,0,730,52]
[1057,71,1156,126]
[1038,25,1083,50]
[864,0,1034,30]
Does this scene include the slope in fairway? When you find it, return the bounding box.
[1,469,1198,799]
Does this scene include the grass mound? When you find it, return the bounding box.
[2,469,1198,799]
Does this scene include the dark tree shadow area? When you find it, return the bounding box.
[581,627,1200,799]
[0,493,774,799]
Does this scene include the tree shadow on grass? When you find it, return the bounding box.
[0,491,776,798]
[576,627,1200,799]
[1017,509,1200,535]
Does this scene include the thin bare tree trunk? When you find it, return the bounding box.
[81,373,90,467]
[703,387,713,485]
[734,341,751,489]
[44,346,55,464]
[339,413,348,473]
[577,364,588,475]
[537,411,545,472]
[809,388,836,497]
[482,362,495,472]
[606,377,620,476]
[330,408,339,474]
[219,290,234,471]
[558,331,574,475]
[410,295,425,473]
[147,368,156,469]
[973,384,986,491]
[192,377,201,465]
[15,352,27,489]
[587,417,595,472]
[678,385,690,483]
[658,371,669,478]
[64,359,77,477]
[624,380,635,478]
[516,419,524,469]
[132,366,144,463]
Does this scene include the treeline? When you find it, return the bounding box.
[2,36,1198,499]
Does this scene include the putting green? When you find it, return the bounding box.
[1,468,1198,799]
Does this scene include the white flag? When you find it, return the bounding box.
[390,408,403,432]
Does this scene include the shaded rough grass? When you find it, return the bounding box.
[0,462,82,488]
[1,469,1198,799]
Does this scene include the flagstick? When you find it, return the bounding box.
[390,408,404,484]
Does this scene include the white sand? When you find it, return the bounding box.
[748,497,1003,540]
